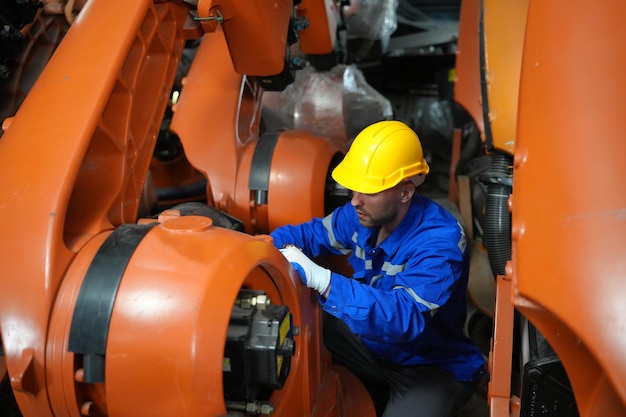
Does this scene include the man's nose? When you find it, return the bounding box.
[351,192,363,206]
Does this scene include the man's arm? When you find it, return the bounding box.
[270,203,354,258]
[322,239,467,344]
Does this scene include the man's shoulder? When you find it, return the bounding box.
[408,195,467,250]
[412,195,463,226]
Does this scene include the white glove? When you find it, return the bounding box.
[279,245,331,294]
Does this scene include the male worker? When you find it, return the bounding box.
[271,120,485,417]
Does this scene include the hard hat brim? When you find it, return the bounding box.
[331,162,398,194]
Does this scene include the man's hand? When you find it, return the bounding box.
[279,245,331,295]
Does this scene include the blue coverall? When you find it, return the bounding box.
[271,194,486,417]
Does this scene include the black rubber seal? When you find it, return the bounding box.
[249,132,280,204]
[68,222,157,383]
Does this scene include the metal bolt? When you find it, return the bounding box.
[255,294,269,309]
[259,402,274,415]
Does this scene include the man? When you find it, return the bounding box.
[271,120,485,417]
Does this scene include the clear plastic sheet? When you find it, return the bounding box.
[262,64,393,144]
[391,95,456,194]
[407,96,454,162]
[344,0,399,52]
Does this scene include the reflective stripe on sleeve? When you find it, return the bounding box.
[322,213,351,254]
[393,285,441,313]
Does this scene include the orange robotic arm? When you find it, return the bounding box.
[0,0,371,416]
[170,0,347,234]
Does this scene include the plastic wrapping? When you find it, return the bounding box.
[262,64,393,145]
[391,96,455,193]
[406,96,454,162]
[345,0,399,52]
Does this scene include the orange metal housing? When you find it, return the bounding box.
[454,0,483,135]
[44,212,372,417]
[0,1,189,414]
[457,0,626,416]
[511,1,626,415]
[196,0,292,76]
[455,0,527,154]
[297,0,339,55]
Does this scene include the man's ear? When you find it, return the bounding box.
[400,181,416,203]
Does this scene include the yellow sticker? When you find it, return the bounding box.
[279,312,290,345]
[448,68,456,82]
[277,355,283,374]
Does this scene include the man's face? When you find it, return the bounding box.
[350,182,408,228]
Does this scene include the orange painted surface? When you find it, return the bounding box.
[170,26,346,234]
[481,0,528,154]
[10,0,626,415]
[170,26,251,213]
[454,0,483,135]
[511,1,626,415]
[455,0,527,154]
[483,0,528,153]
[197,0,291,76]
[488,276,514,411]
[457,0,626,415]
[297,0,339,55]
[0,1,188,415]
[0,1,371,416]
[41,212,374,417]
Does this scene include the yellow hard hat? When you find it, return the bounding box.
[332,120,429,194]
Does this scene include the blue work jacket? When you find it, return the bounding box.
[271,194,486,382]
